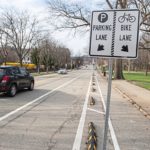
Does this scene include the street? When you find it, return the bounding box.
[0,68,149,150]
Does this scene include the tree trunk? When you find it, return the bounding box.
[128,60,131,73]
[19,58,23,67]
[37,64,40,74]
[113,0,126,80]
[145,63,148,76]
[114,59,124,79]
[4,57,7,65]
[46,66,49,73]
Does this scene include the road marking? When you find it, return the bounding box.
[0,75,81,122]
[0,99,9,101]
[87,108,105,115]
[72,76,92,150]
[96,76,120,150]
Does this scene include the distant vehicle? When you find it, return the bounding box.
[0,66,34,97]
[57,68,67,74]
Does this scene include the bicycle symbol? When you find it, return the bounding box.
[118,13,136,23]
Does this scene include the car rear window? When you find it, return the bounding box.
[0,68,5,76]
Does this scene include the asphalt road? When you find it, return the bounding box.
[0,68,149,150]
[0,69,93,150]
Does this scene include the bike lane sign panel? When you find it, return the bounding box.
[89,9,140,58]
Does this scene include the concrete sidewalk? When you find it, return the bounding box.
[97,72,150,150]
[112,80,150,119]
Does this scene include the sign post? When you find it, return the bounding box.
[102,58,113,150]
[89,9,140,150]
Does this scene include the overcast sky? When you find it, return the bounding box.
[0,0,107,56]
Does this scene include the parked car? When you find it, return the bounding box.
[0,66,34,97]
[57,68,67,74]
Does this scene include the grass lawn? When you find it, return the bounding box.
[123,71,150,90]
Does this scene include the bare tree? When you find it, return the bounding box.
[0,30,9,64]
[141,32,150,48]
[31,47,41,73]
[47,0,90,33]
[31,32,47,73]
[57,46,71,68]
[133,0,150,32]
[39,36,57,72]
[130,0,150,74]
[0,9,39,66]
[139,32,150,75]
[6,47,18,62]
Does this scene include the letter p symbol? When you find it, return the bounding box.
[98,13,108,23]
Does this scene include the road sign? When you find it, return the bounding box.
[89,9,140,58]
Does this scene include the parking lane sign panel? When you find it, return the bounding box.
[90,11,114,56]
[89,10,140,58]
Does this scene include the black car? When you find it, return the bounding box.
[0,66,34,97]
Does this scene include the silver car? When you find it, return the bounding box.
[57,69,67,74]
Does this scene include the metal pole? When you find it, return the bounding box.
[102,58,113,150]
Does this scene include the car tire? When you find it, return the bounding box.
[8,84,17,97]
[28,81,34,91]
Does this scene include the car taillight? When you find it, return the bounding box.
[2,76,10,83]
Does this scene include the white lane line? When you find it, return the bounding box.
[0,75,81,122]
[96,76,120,150]
[87,108,105,115]
[0,99,9,101]
[72,76,92,150]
